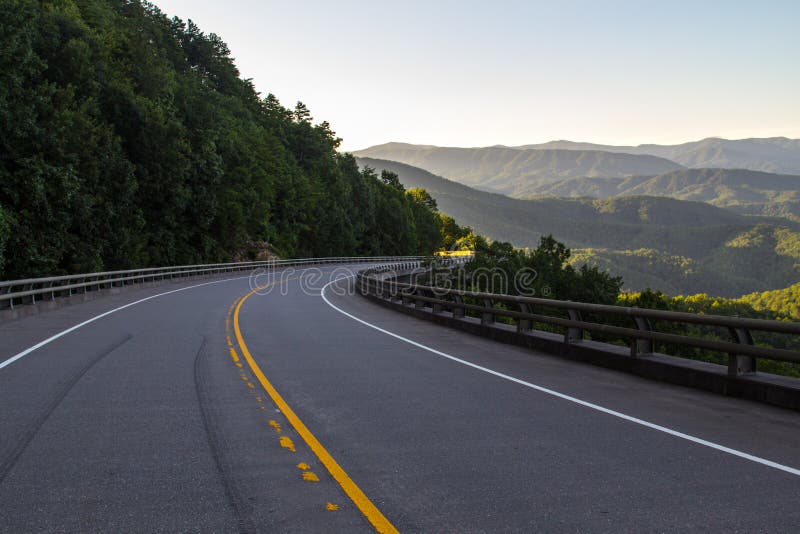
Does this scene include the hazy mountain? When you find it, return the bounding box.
[353,143,684,197]
[527,168,800,221]
[516,137,800,175]
[529,168,800,200]
[724,201,800,223]
[354,138,800,197]
[358,157,800,297]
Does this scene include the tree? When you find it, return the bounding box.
[462,235,622,303]
[380,170,404,191]
[407,188,437,211]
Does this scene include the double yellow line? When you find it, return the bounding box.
[232,283,398,534]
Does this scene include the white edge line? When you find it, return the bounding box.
[1,264,333,371]
[321,276,800,478]
[0,275,250,371]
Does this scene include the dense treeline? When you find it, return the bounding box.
[0,0,463,279]
[457,235,623,304]
[740,282,800,321]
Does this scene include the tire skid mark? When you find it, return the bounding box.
[0,333,133,485]
[194,336,256,534]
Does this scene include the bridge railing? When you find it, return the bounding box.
[0,256,424,310]
[357,264,800,377]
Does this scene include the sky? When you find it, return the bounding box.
[154,0,800,152]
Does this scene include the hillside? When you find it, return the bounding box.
[358,158,800,296]
[516,137,800,175]
[725,201,800,223]
[740,282,800,320]
[526,168,800,222]
[355,138,800,198]
[353,143,684,197]
[0,1,451,279]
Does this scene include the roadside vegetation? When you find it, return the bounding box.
[440,242,800,377]
[0,0,468,279]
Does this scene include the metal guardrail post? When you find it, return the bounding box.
[389,283,401,303]
[390,278,402,302]
[380,278,391,300]
[451,294,465,318]
[401,288,414,306]
[481,298,494,325]
[517,302,532,332]
[0,285,11,310]
[25,283,34,305]
[631,315,654,357]
[431,290,444,313]
[415,289,427,310]
[565,308,584,343]
[369,277,379,299]
[728,327,756,375]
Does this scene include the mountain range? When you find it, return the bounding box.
[526,168,800,222]
[354,143,683,197]
[357,157,800,297]
[354,137,800,198]
[514,137,800,174]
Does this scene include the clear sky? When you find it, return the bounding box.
[154,0,799,151]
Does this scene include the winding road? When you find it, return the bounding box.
[1,263,799,532]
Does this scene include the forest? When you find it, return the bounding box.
[0,0,468,280]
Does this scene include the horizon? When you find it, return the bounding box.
[349,134,800,152]
[153,0,800,152]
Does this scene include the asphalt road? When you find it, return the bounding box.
[1,264,799,533]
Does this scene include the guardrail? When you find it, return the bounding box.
[0,256,424,310]
[357,264,800,377]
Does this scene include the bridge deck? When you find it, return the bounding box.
[1,265,799,532]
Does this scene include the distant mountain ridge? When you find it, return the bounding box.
[353,137,800,197]
[357,157,800,297]
[527,168,800,221]
[515,137,800,175]
[354,143,684,197]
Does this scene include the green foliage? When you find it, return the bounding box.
[0,203,8,272]
[437,213,473,251]
[379,170,404,191]
[461,235,623,304]
[358,157,800,297]
[0,1,451,279]
[740,283,800,321]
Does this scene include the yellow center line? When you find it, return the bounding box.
[233,282,398,534]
